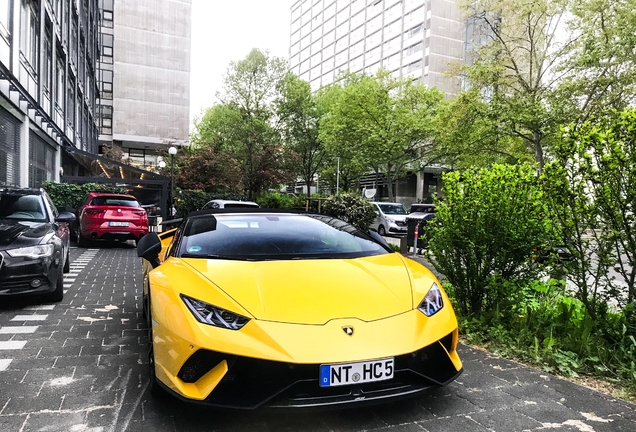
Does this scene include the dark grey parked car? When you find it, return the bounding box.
[0,188,75,302]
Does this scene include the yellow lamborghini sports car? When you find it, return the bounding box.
[137,209,463,409]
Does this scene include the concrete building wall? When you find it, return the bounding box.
[428,0,463,97]
[112,0,191,142]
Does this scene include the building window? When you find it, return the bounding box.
[368,14,382,32]
[323,42,335,58]
[43,26,53,96]
[29,132,56,188]
[350,26,364,43]
[324,2,336,19]
[0,0,10,38]
[56,54,65,113]
[102,33,113,57]
[101,69,112,92]
[405,42,423,56]
[20,0,39,70]
[367,30,382,49]
[0,107,21,187]
[407,23,423,39]
[67,74,75,128]
[407,59,422,73]
[71,13,78,66]
[102,0,114,26]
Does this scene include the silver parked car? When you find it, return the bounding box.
[370,202,408,236]
[201,199,260,210]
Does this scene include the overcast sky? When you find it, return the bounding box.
[189,0,294,127]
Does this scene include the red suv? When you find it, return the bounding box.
[77,193,148,246]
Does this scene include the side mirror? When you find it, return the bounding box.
[137,232,162,268]
[368,229,392,251]
[56,212,77,223]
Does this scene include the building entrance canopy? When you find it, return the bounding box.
[61,146,171,219]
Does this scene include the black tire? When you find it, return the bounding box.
[63,250,70,273]
[378,225,386,236]
[78,231,88,248]
[47,268,64,303]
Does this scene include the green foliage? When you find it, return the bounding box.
[388,243,401,253]
[276,73,326,197]
[43,181,128,210]
[542,109,636,319]
[255,192,305,209]
[190,49,292,199]
[322,193,377,231]
[173,189,247,218]
[174,144,242,193]
[319,70,444,201]
[427,163,553,315]
[456,279,636,392]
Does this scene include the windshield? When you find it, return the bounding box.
[378,204,407,215]
[90,196,140,207]
[0,194,48,222]
[178,214,388,261]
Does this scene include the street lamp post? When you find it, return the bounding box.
[168,146,177,217]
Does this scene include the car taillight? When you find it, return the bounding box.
[132,211,146,216]
[85,209,105,215]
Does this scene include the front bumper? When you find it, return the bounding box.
[158,331,462,409]
[0,251,58,296]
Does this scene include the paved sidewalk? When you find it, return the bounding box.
[0,245,634,431]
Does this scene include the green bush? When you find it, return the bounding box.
[322,193,376,231]
[255,192,305,209]
[43,181,128,210]
[427,163,553,316]
[456,279,636,392]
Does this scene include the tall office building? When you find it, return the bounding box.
[289,0,464,96]
[97,0,191,170]
[0,0,100,188]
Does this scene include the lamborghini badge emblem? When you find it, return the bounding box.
[342,326,354,336]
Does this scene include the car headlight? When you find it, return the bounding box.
[417,282,444,317]
[6,244,54,259]
[181,294,250,330]
[386,217,395,223]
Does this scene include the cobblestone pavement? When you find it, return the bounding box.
[0,244,634,432]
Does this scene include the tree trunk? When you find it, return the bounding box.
[386,171,395,202]
[534,131,544,172]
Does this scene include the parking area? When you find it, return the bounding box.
[0,244,634,431]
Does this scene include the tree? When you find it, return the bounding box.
[454,0,636,170]
[174,145,242,194]
[433,90,533,170]
[192,49,292,199]
[275,73,326,198]
[320,70,443,201]
[543,109,636,317]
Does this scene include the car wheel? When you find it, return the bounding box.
[47,268,64,303]
[63,250,70,273]
[78,231,88,247]
[378,225,386,236]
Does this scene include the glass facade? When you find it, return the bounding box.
[0,0,101,187]
[289,0,463,96]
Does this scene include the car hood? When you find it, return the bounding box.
[0,220,51,249]
[181,253,414,325]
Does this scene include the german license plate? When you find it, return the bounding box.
[319,357,394,387]
[109,221,129,227]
